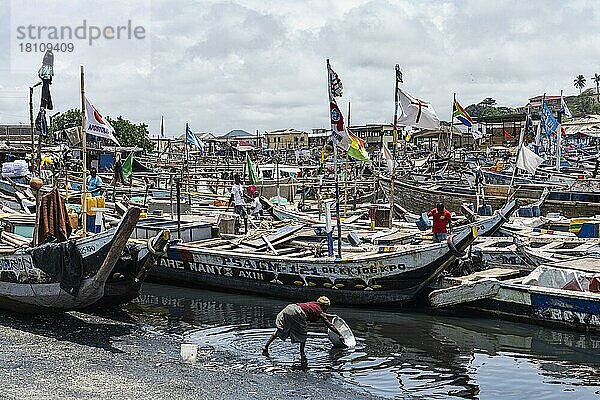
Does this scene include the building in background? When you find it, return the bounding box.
[264,128,308,149]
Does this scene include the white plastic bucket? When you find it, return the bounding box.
[180,343,198,363]
[327,316,356,348]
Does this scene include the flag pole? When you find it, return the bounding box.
[80,65,87,236]
[450,93,456,153]
[541,93,546,154]
[185,123,191,206]
[557,90,563,172]
[327,59,343,259]
[508,106,529,197]
[344,101,350,217]
[389,64,400,228]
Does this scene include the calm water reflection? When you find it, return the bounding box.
[129,284,600,400]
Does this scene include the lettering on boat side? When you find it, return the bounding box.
[164,259,267,281]
[78,245,97,256]
[0,256,33,272]
[176,256,409,278]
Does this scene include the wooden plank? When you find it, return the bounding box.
[446,268,521,285]
[429,279,500,308]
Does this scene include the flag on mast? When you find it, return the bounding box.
[516,145,544,174]
[347,128,369,161]
[85,97,120,144]
[397,88,440,130]
[122,151,134,178]
[541,101,559,137]
[452,98,473,127]
[560,96,573,119]
[382,143,395,173]
[327,61,351,150]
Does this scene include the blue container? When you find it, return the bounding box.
[578,223,600,238]
[518,206,534,217]
[478,205,492,216]
[416,213,432,231]
[85,214,101,233]
[532,205,541,217]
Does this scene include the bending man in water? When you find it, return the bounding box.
[262,296,344,362]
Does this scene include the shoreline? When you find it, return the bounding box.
[0,310,385,400]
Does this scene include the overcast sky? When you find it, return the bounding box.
[0,0,599,136]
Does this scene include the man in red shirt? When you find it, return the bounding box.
[428,202,452,243]
[262,296,344,363]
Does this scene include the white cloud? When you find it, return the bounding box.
[1,0,600,135]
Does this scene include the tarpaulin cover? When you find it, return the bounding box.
[523,266,600,293]
[31,240,84,296]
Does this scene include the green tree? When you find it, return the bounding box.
[107,116,154,152]
[465,98,513,118]
[574,74,586,94]
[50,109,154,151]
[51,108,82,132]
[592,73,600,102]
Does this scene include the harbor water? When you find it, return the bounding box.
[130,284,600,400]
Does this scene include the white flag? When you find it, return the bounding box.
[560,97,573,119]
[85,97,120,145]
[471,128,483,140]
[397,88,440,130]
[516,145,544,174]
[382,143,395,173]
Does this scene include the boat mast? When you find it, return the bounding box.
[389,64,400,228]
[450,93,456,155]
[344,101,350,217]
[81,65,87,235]
[557,90,563,172]
[326,59,343,259]
[508,106,529,195]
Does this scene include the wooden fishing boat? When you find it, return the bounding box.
[379,176,538,215]
[148,201,516,305]
[86,229,171,308]
[429,259,600,333]
[0,207,140,312]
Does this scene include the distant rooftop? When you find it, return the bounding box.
[223,129,252,138]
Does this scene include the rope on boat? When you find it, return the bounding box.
[147,236,166,257]
[446,235,466,258]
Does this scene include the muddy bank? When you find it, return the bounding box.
[0,311,384,400]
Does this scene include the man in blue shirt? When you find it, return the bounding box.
[87,167,103,197]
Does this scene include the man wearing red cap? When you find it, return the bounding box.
[262,296,344,363]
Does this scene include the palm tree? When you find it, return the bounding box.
[574,74,586,94]
[593,73,600,102]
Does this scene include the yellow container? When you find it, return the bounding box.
[68,211,78,230]
[82,194,106,216]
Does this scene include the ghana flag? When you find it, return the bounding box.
[452,98,473,127]
[347,128,369,161]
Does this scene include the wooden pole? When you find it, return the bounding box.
[80,65,88,235]
[185,123,191,207]
[389,64,400,228]
[28,84,41,174]
[450,93,456,153]
[344,101,351,217]
[557,90,563,172]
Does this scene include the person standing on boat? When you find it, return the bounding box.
[229,173,248,234]
[87,167,103,197]
[262,296,344,363]
[428,202,451,243]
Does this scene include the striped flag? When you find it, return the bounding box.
[327,60,351,150]
[452,98,473,127]
[347,129,369,161]
[328,64,343,98]
[395,64,403,83]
